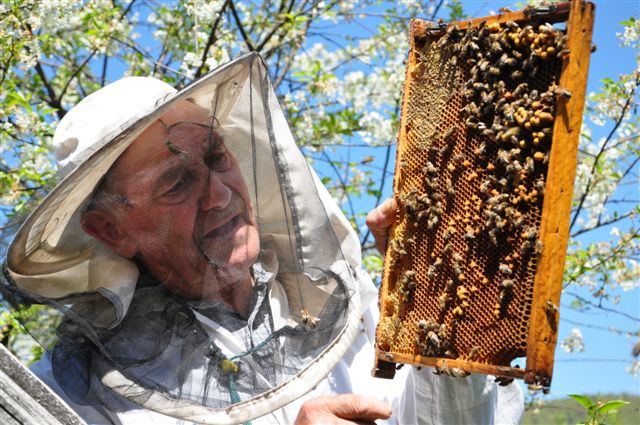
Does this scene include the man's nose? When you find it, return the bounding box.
[200,171,231,210]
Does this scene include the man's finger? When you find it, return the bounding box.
[295,394,392,425]
[365,198,398,254]
[325,394,392,421]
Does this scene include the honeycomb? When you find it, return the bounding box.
[374,3,594,387]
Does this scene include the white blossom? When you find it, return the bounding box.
[561,328,585,353]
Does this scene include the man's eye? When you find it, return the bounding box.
[166,175,190,195]
[206,150,230,170]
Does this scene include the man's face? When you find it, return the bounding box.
[105,102,260,299]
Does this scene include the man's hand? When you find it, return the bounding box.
[294,394,391,425]
[365,198,398,256]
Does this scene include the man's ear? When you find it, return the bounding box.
[81,210,137,258]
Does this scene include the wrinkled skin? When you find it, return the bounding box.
[81,101,260,314]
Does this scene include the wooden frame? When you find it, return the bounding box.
[373,0,595,388]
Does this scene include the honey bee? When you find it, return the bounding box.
[450,367,470,378]
[495,376,515,386]
[427,266,436,279]
[499,263,513,275]
[443,125,456,142]
[535,239,543,255]
[423,161,438,175]
[464,227,476,241]
[456,286,469,300]
[446,178,455,196]
[527,384,544,393]
[389,239,407,257]
[301,309,318,328]
[488,228,499,245]
[468,345,480,360]
[501,279,515,289]
[440,143,452,156]
[445,278,455,292]
[438,293,449,309]
[427,331,440,348]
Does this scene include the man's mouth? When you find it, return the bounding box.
[204,213,243,239]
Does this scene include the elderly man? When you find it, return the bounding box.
[4,53,523,424]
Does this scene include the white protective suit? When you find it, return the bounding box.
[32,267,524,425]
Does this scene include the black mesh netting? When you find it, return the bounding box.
[1,53,360,424]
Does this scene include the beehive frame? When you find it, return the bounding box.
[373,1,595,388]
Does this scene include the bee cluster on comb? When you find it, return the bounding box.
[374,2,595,389]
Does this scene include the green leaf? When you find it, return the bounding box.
[596,400,630,414]
[620,17,636,26]
[569,394,594,409]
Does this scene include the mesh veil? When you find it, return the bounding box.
[1,53,362,424]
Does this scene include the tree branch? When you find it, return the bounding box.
[33,62,66,119]
[563,227,640,289]
[571,211,637,238]
[561,317,638,336]
[194,0,230,78]
[112,36,187,77]
[570,75,639,231]
[593,155,640,225]
[565,292,640,322]
[272,18,313,89]
[58,50,97,101]
[100,54,108,87]
[229,0,256,51]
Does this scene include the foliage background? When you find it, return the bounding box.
[1,0,638,419]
